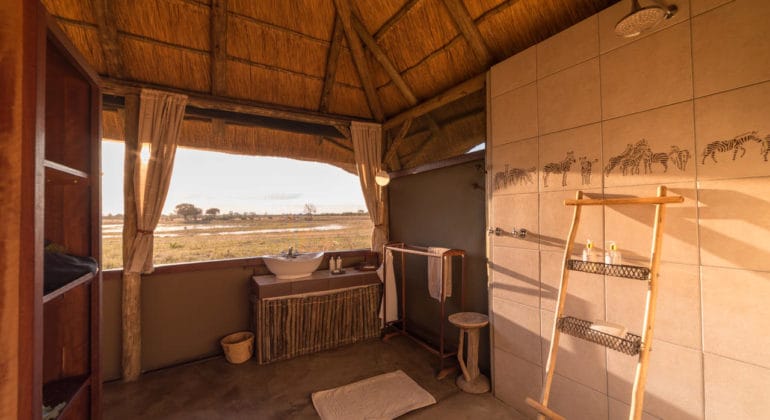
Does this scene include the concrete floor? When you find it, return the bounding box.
[104,335,526,419]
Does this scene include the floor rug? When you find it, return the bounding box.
[311,370,436,420]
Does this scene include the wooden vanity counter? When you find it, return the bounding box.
[251,269,380,299]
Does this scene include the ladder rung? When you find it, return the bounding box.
[564,196,684,206]
[567,259,650,280]
[557,316,641,355]
[525,397,566,420]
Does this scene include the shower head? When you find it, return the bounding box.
[614,0,677,38]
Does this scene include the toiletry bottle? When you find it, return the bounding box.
[604,241,614,265]
[336,256,342,271]
[329,256,335,274]
[582,240,593,262]
[611,242,621,265]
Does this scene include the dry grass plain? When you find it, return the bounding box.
[102,214,373,269]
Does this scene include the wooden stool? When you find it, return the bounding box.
[448,312,490,394]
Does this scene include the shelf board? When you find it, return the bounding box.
[44,160,90,185]
[567,259,650,280]
[557,316,641,356]
[43,271,95,304]
[43,374,90,418]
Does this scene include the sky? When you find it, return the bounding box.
[101,140,368,216]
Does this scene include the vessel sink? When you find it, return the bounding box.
[262,252,324,280]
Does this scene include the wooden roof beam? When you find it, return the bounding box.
[441,0,494,65]
[210,0,228,96]
[333,0,385,122]
[101,77,362,128]
[92,0,124,78]
[383,73,485,130]
[384,119,412,170]
[374,0,422,40]
[320,17,344,113]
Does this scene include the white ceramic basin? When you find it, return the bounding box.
[262,252,324,280]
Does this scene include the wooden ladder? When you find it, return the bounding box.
[525,185,683,420]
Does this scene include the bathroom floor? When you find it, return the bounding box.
[103,334,524,419]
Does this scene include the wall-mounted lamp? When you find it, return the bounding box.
[375,169,391,187]
[614,0,677,38]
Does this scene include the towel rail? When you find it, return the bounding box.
[382,242,466,379]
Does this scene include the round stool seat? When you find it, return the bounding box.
[449,312,489,329]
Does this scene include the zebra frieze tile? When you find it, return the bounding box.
[539,123,602,192]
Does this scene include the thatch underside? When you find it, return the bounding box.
[44,0,618,170]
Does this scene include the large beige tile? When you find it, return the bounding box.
[493,348,543,418]
[538,188,604,254]
[548,374,609,420]
[691,0,732,16]
[491,46,536,97]
[698,177,770,271]
[540,250,605,321]
[490,247,540,308]
[603,183,699,265]
[607,340,704,419]
[608,397,662,420]
[694,82,770,181]
[492,297,542,365]
[537,59,601,135]
[702,266,770,368]
[491,137,539,194]
[541,310,608,393]
[606,262,701,349]
[602,102,696,187]
[537,16,599,79]
[540,124,603,192]
[491,192,539,250]
[491,83,538,145]
[704,352,770,420]
[600,22,693,120]
[692,0,770,97]
[599,0,691,54]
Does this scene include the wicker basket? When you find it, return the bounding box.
[220,331,254,364]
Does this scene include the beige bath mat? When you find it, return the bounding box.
[311,370,436,420]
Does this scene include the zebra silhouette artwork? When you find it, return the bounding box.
[701,131,763,164]
[643,151,669,173]
[762,134,770,162]
[493,164,536,191]
[579,157,598,185]
[605,143,633,175]
[543,151,576,187]
[669,145,691,171]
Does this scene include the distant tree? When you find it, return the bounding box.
[206,208,220,217]
[303,203,317,220]
[175,203,202,221]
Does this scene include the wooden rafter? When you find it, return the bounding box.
[321,136,354,153]
[210,0,228,96]
[477,0,525,23]
[351,14,417,105]
[92,0,124,78]
[320,17,344,113]
[373,0,422,39]
[384,119,412,170]
[383,73,485,130]
[333,0,385,122]
[441,0,493,65]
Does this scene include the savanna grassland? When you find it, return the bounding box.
[102,214,373,269]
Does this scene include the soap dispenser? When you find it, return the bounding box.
[582,240,594,262]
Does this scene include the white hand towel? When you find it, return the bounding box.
[427,247,451,301]
[377,249,398,326]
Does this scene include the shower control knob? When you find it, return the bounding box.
[488,227,504,236]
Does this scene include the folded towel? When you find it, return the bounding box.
[427,247,451,301]
[377,249,398,326]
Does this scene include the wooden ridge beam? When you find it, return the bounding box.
[333,0,385,122]
[320,17,344,113]
[92,0,124,78]
[351,14,417,105]
[383,73,485,130]
[374,0,422,40]
[441,0,494,65]
[210,0,228,96]
[100,77,363,128]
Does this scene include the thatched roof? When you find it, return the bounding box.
[43,0,618,171]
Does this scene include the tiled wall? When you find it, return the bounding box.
[486,1,770,419]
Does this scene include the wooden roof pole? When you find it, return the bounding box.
[320,18,344,113]
[210,0,228,96]
[441,0,494,65]
[383,73,485,130]
[333,0,385,122]
[374,0,422,39]
[93,0,124,78]
[384,119,413,170]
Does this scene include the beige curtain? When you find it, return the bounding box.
[121,89,187,381]
[351,121,388,252]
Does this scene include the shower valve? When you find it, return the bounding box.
[488,227,527,239]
